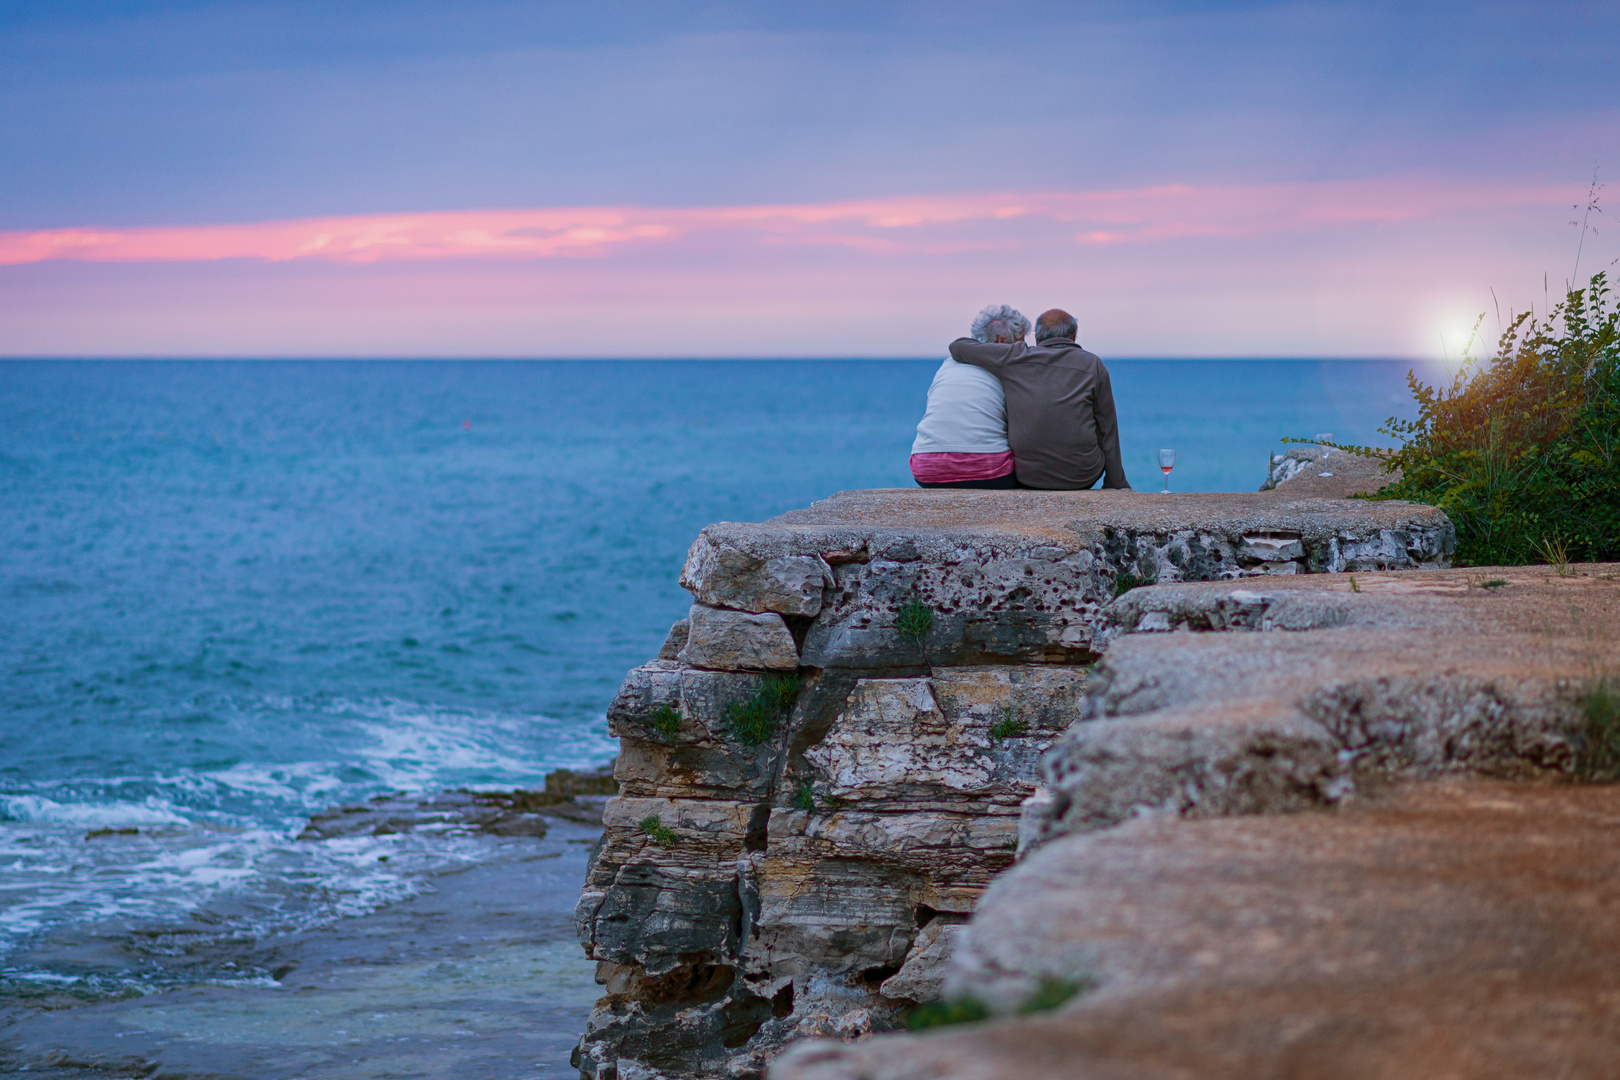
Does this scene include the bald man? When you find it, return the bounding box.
[947,309,1129,490]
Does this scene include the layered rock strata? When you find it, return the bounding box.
[773,564,1620,1080]
[572,489,1453,1079]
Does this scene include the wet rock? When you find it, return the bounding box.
[299,790,557,841]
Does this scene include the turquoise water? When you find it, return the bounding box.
[0,358,1432,999]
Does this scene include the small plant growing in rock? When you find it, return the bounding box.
[1535,535,1575,577]
[1017,976,1092,1015]
[792,781,816,811]
[638,815,677,846]
[1348,574,1361,593]
[904,976,1092,1030]
[896,598,934,644]
[904,995,991,1030]
[1576,677,1620,780]
[1113,572,1154,598]
[1482,578,1508,589]
[990,709,1029,740]
[650,703,681,737]
[723,673,801,746]
[761,672,802,711]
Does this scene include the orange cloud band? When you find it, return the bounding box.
[0,177,1569,266]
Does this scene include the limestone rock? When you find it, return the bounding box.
[607,660,791,799]
[575,490,1470,1080]
[878,919,966,1003]
[682,539,836,616]
[1022,569,1607,851]
[679,604,800,672]
[658,618,690,659]
[774,781,1620,1080]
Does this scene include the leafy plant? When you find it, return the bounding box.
[1311,273,1620,567]
[1113,572,1154,597]
[1017,977,1091,1015]
[990,709,1029,740]
[723,673,801,746]
[903,976,1092,1031]
[639,815,677,845]
[650,703,681,737]
[1577,678,1620,781]
[904,996,991,1030]
[792,781,816,811]
[896,598,934,644]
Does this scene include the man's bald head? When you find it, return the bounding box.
[1034,309,1078,343]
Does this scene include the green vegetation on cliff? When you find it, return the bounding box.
[1334,273,1620,566]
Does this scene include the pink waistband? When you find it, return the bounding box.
[909,451,1016,483]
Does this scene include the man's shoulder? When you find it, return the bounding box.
[1037,341,1103,366]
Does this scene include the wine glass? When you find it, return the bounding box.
[1158,449,1176,493]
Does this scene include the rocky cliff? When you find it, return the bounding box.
[772,563,1620,1080]
[572,488,1454,1080]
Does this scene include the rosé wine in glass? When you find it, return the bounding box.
[1158,449,1176,493]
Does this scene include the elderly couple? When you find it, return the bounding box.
[910,304,1130,491]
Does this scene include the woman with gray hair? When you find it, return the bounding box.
[909,304,1028,488]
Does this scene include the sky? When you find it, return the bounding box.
[1,0,1617,358]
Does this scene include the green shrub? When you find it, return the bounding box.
[896,598,934,644]
[990,710,1029,740]
[1323,273,1620,567]
[650,703,681,737]
[792,781,816,811]
[1577,678,1620,781]
[723,673,801,745]
[639,815,677,845]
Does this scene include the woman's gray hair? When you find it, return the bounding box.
[970,304,1031,344]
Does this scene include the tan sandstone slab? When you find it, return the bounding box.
[773,779,1620,1080]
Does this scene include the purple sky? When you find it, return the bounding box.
[2,1,1616,357]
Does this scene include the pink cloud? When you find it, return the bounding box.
[0,176,1570,267]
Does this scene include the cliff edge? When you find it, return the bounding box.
[571,486,1453,1079]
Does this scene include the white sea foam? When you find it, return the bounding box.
[0,794,191,828]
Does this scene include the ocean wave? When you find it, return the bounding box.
[0,794,191,828]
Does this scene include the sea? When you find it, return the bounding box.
[0,358,1436,1077]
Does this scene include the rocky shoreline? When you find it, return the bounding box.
[569,480,1464,1078]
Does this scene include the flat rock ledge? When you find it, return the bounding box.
[771,564,1620,1080]
[571,487,1454,1080]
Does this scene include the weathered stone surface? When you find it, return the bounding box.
[773,781,1620,1080]
[608,660,789,799]
[878,919,966,1004]
[797,667,1083,811]
[658,617,690,659]
[1022,567,1615,851]
[575,490,1470,1080]
[679,603,801,672]
[1260,446,1399,498]
[682,539,836,616]
[576,797,762,974]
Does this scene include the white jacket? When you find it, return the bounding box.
[910,359,1010,455]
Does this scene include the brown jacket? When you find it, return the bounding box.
[947,337,1129,490]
